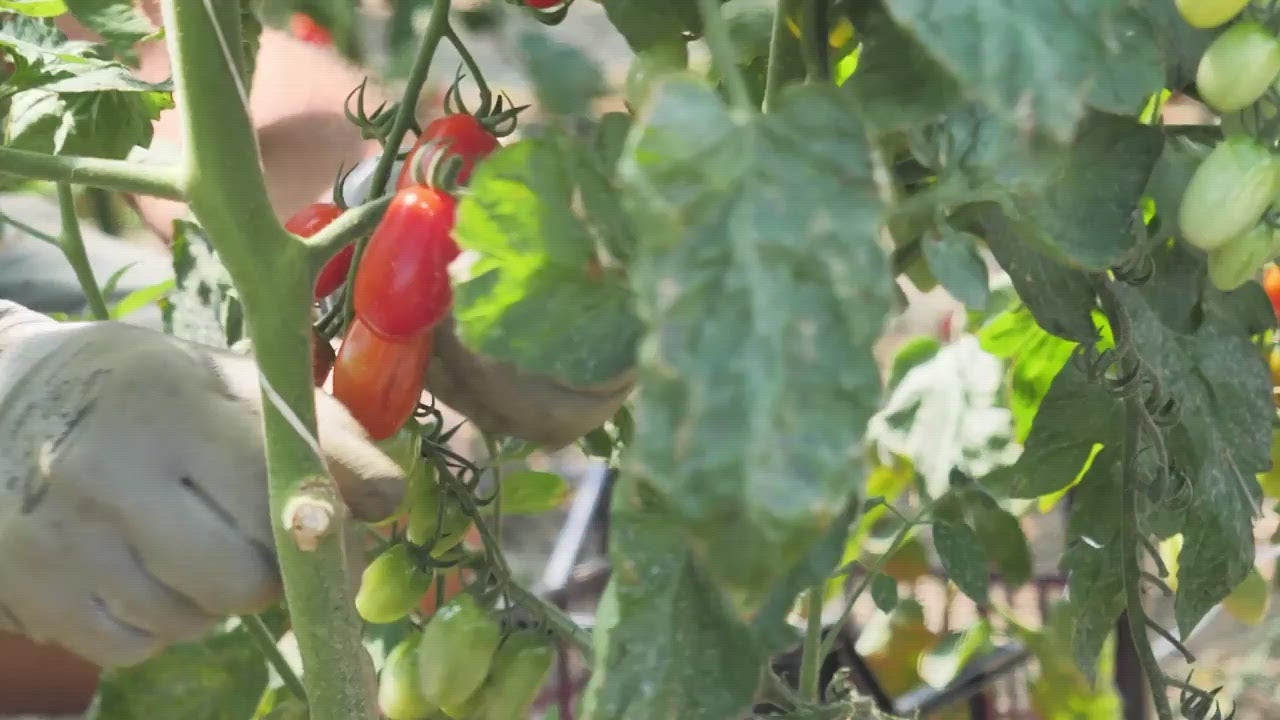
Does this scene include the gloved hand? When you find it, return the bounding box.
[0,301,406,668]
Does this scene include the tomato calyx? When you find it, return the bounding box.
[343,77,402,143]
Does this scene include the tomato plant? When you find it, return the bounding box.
[5,2,1280,720]
[352,185,458,339]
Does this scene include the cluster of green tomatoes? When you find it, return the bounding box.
[1177,0,1280,290]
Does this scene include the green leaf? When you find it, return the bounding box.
[842,0,962,133]
[977,306,1078,442]
[110,278,174,319]
[618,79,891,614]
[0,1,66,16]
[958,203,1098,343]
[64,0,156,49]
[499,470,570,515]
[90,624,268,720]
[582,478,762,720]
[886,335,940,391]
[920,226,989,308]
[868,336,1018,498]
[518,31,605,117]
[886,0,1163,142]
[870,573,898,613]
[932,521,988,603]
[1013,601,1121,720]
[980,362,1119,498]
[966,492,1031,587]
[162,220,245,350]
[6,86,169,158]
[1014,113,1164,271]
[1060,449,1125,681]
[1113,269,1272,635]
[600,0,701,52]
[453,138,642,386]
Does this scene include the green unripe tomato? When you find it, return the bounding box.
[416,593,502,717]
[379,632,442,720]
[1179,135,1280,251]
[1207,223,1280,291]
[405,464,472,554]
[625,39,689,110]
[464,629,555,720]
[1176,0,1250,28]
[355,544,434,625]
[1196,21,1280,112]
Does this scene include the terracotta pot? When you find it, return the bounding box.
[0,631,99,714]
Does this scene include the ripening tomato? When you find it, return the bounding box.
[396,114,500,190]
[354,544,434,625]
[314,244,354,299]
[290,12,333,46]
[1176,0,1250,29]
[416,594,502,717]
[1207,224,1280,291]
[459,629,555,720]
[1178,136,1280,251]
[353,186,459,338]
[1264,265,1280,323]
[285,203,347,298]
[332,316,432,440]
[378,632,440,720]
[1196,21,1280,112]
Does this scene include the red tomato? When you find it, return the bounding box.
[314,244,354,299]
[524,0,564,8]
[353,186,459,338]
[396,114,500,191]
[332,317,432,440]
[1264,265,1280,324]
[290,13,333,46]
[312,329,336,387]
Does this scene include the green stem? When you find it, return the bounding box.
[0,147,184,200]
[341,0,453,329]
[505,581,594,661]
[798,586,825,701]
[304,194,393,270]
[762,0,798,112]
[696,0,752,114]
[445,25,492,116]
[159,2,374,718]
[818,504,930,659]
[55,183,109,321]
[0,208,59,245]
[242,614,309,706]
[799,0,830,82]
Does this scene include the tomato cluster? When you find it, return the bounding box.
[288,112,500,440]
[1173,6,1280,299]
[377,593,554,720]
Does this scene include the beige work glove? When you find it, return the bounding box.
[0,301,406,668]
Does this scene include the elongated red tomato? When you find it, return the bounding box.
[524,0,563,8]
[396,114,500,190]
[332,316,432,440]
[285,203,348,298]
[354,186,458,338]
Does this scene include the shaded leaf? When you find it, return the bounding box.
[1060,450,1125,681]
[870,573,898,613]
[933,521,988,603]
[965,491,1032,587]
[618,79,890,614]
[918,622,992,689]
[499,470,570,515]
[921,226,989,308]
[518,31,605,117]
[600,0,701,51]
[161,220,245,350]
[65,0,155,49]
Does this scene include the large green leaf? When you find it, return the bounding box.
[64,0,155,49]
[977,306,1078,442]
[600,0,701,51]
[1114,270,1273,635]
[582,478,762,720]
[886,0,1163,142]
[618,79,890,614]
[452,138,643,387]
[90,624,268,720]
[842,0,962,133]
